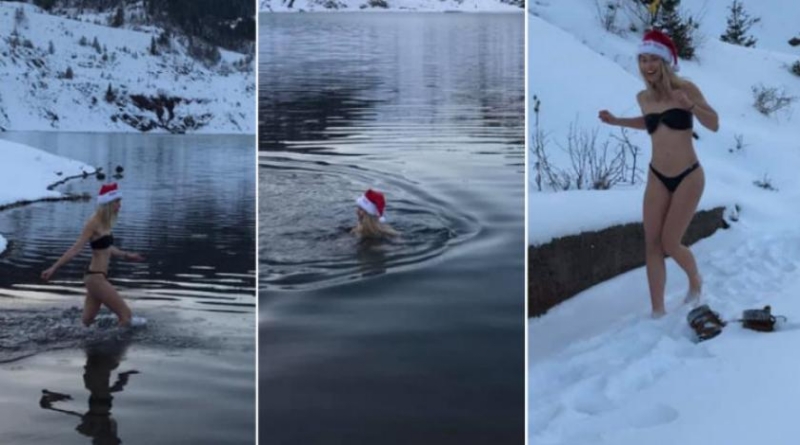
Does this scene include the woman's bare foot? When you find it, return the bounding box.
[684,274,703,304]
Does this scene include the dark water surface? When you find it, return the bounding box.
[260,13,524,444]
[0,133,255,444]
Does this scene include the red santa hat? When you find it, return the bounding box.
[638,29,680,72]
[97,182,122,205]
[356,189,387,222]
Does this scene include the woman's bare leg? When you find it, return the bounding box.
[84,276,132,326]
[644,171,672,316]
[661,167,705,299]
[82,291,103,327]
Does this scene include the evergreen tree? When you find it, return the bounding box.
[720,0,760,47]
[111,5,125,28]
[92,36,102,54]
[105,83,116,103]
[150,36,159,56]
[653,0,699,60]
[33,0,57,11]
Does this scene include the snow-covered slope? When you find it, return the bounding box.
[531,1,800,444]
[0,2,254,134]
[0,139,92,255]
[260,0,522,12]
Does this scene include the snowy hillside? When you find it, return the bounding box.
[0,2,254,134]
[0,139,92,255]
[530,1,800,444]
[529,0,800,244]
[260,0,523,12]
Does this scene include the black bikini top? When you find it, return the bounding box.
[90,234,114,250]
[644,108,693,134]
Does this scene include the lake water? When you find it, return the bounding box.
[0,133,255,444]
[259,12,525,444]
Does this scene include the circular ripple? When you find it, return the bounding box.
[259,154,480,292]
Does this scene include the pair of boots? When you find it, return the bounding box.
[687,304,784,342]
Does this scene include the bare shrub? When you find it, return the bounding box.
[751,84,797,116]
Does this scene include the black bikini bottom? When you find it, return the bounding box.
[649,162,700,193]
[85,270,108,279]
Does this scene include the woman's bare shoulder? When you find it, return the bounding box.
[83,214,100,232]
[678,79,701,94]
[636,89,651,105]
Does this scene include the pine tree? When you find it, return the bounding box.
[48,40,55,55]
[92,37,102,54]
[150,37,159,56]
[65,67,74,79]
[111,5,125,28]
[14,6,26,28]
[105,83,116,103]
[720,0,760,47]
[653,0,699,60]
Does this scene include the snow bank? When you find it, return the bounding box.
[260,0,522,13]
[0,139,92,208]
[0,138,91,255]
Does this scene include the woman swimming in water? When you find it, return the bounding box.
[41,183,146,327]
[598,29,719,318]
[353,189,398,239]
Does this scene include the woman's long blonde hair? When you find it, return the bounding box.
[95,201,118,231]
[641,57,686,102]
[356,214,398,239]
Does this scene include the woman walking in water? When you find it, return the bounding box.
[41,183,146,327]
[353,189,398,239]
[599,29,719,318]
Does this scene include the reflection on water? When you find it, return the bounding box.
[260,12,524,444]
[39,339,135,445]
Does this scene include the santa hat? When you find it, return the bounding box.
[356,189,387,222]
[97,182,122,205]
[638,29,680,72]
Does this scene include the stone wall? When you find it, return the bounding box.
[529,207,728,317]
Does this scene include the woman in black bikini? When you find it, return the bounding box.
[41,183,145,327]
[599,29,719,317]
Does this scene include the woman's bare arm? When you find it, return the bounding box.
[609,115,647,130]
[682,81,719,132]
[598,91,647,130]
[42,220,95,279]
[110,246,144,261]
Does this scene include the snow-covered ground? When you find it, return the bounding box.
[0,2,254,134]
[260,0,522,13]
[530,1,800,444]
[0,139,92,255]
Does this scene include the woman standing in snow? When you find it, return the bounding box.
[598,29,719,318]
[41,183,146,327]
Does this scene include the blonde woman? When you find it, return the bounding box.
[41,183,146,327]
[353,189,398,239]
[598,29,719,318]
